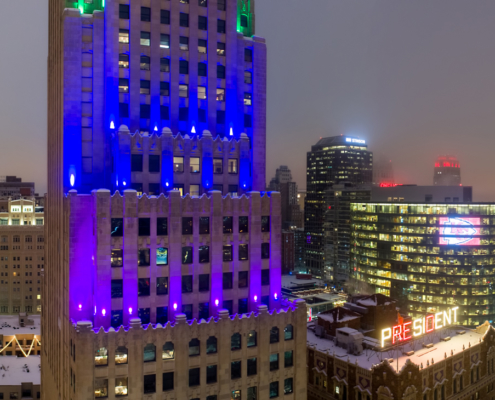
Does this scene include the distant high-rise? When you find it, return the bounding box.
[305,136,373,279]
[373,156,394,186]
[267,165,293,191]
[434,155,461,186]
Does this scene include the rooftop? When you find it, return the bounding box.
[318,307,361,324]
[0,315,40,336]
[0,355,40,386]
[313,136,368,150]
[281,274,326,290]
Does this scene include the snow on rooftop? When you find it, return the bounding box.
[0,315,40,336]
[281,275,325,288]
[0,355,40,386]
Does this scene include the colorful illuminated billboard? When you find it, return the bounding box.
[439,217,480,246]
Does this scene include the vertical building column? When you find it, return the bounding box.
[209,191,223,316]
[160,127,174,190]
[103,0,120,132]
[150,0,162,132]
[117,125,131,190]
[248,191,261,311]
[183,136,192,194]
[142,135,150,193]
[74,322,96,399]
[293,299,308,399]
[201,130,214,192]
[149,197,158,323]
[129,0,142,131]
[168,190,182,321]
[123,190,138,326]
[239,133,251,193]
[188,0,200,133]
[225,0,239,136]
[269,192,282,310]
[169,0,181,132]
[207,0,219,136]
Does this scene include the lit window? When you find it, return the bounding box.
[115,377,128,397]
[216,88,225,102]
[118,78,129,93]
[140,55,150,70]
[198,39,207,54]
[190,185,200,197]
[160,34,170,48]
[217,42,226,56]
[140,80,150,95]
[163,342,174,360]
[198,86,206,100]
[228,159,238,174]
[140,31,151,46]
[190,157,200,173]
[174,157,184,172]
[115,346,128,365]
[244,92,252,105]
[180,36,189,51]
[144,344,156,362]
[213,158,223,173]
[179,84,188,98]
[95,379,108,398]
[118,53,129,69]
[95,347,108,366]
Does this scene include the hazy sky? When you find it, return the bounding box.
[1,1,495,199]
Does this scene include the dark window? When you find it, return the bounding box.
[163,372,174,391]
[119,102,129,118]
[189,339,200,356]
[198,16,207,30]
[217,110,225,124]
[217,65,226,79]
[182,275,193,293]
[245,48,253,62]
[160,81,170,96]
[238,298,248,314]
[140,104,151,119]
[182,304,193,320]
[156,277,168,295]
[119,4,129,19]
[223,300,233,315]
[119,78,129,93]
[206,336,217,354]
[244,71,252,84]
[213,184,223,191]
[199,274,209,292]
[206,365,217,384]
[111,280,123,298]
[222,245,233,261]
[199,0,207,7]
[180,13,189,27]
[228,185,238,195]
[248,330,257,347]
[198,302,209,320]
[182,217,193,235]
[231,361,241,380]
[217,0,226,10]
[139,309,150,325]
[261,269,270,286]
[247,358,257,376]
[160,58,170,72]
[180,60,189,75]
[179,107,189,121]
[143,375,156,394]
[231,333,241,351]
[285,350,293,367]
[284,378,293,395]
[111,310,123,328]
[261,295,270,307]
[239,216,248,233]
[157,218,168,236]
[241,14,248,28]
[239,244,248,261]
[111,249,123,267]
[223,216,233,233]
[140,79,150,94]
[149,155,160,173]
[180,36,189,51]
[261,243,270,259]
[270,327,279,343]
[138,278,150,297]
[157,307,168,325]
[141,7,151,21]
[261,216,270,232]
[138,249,150,266]
[199,246,209,263]
[217,19,226,33]
[223,272,233,289]
[131,154,143,172]
[199,217,210,234]
[244,113,252,128]
[139,218,150,236]
[285,325,294,340]
[199,108,207,122]
[270,353,279,371]
[161,106,169,120]
[189,367,200,387]
[161,10,170,25]
[198,62,207,77]
[149,183,159,195]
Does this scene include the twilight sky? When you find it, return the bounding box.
[1,1,495,199]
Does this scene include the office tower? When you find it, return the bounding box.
[267,165,293,192]
[305,136,372,280]
[294,228,306,272]
[282,230,295,274]
[44,1,307,399]
[0,198,44,314]
[434,155,461,186]
[372,185,473,203]
[280,181,302,229]
[372,156,394,186]
[0,176,36,199]
[351,201,495,326]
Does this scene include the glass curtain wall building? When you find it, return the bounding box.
[351,202,495,326]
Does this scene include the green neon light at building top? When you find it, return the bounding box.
[65,0,104,14]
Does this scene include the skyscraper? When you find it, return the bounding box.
[434,155,461,186]
[305,136,372,279]
[43,1,307,399]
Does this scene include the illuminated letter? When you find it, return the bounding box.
[425,315,435,333]
[452,307,459,323]
[443,309,452,326]
[403,321,412,341]
[382,328,391,348]
[435,312,443,330]
[413,318,423,337]
[392,325,402,344]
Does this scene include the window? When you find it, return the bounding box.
[95,347,108,366]
[285,324,294,340]
[239,244,248,261]
[231,361,241,380]
[182,304,193,320]
[218,0,226,10]
[245,71,252,84]
[115,346,128,365]
[199,302,209,319]
[270,327,279,343]
[189,157,200,173]
[245,48,253,62]
[160,57,170,72]
[235,272,247,290]
[198,62,207,76]
[247,387,257,400]
[197,86,207,100]
[156,277,168,295]
[261,269,270,286]
[261,243,270,259]
[198,16,207,30]
[95,378,108,398]
[239,216,248,233]
[119,4,129,19]
[223,216,233,233]
[284,378,293,394]
[206,336,217,354]
[217,19,226,33]
[161,9,170,24]
[284,350,293,367]
[207,365,217,384]
[111,249,123,267]
[179,84,188,98]
[241,14,248,28]
[231,333,241,351]
[228,159,238,173]
[140,104,150,119]
[139,308,151,323]
[180,13,189,27]
[160,105,169,120]
[261,216,270,232]
[247,358,257,376]
[147,154,160,173]
[223,245,233,261]
[174,184,184,196]
[215,42,226,57]
[189,368,200,387]
[199,274,209,292]
[111,310,123,328]
[238,298,248,314]
[143,374,156,394]
[244,113,252,127]
[213,158,223,173]
[173,156,184,172]
[111,280,123,298]
[160,34,170,49]
[244,92,252,106]
[144,344,156,362]
[139,218,150,236]
[138,249,150,266]
[182,217,193,234]
[270,353,279,371]
[223,300,233,315]
[269,381,279,398]
[119,78,129,93]
[141,7,151,22]
[189,338,200,356]
[140,80,150,95]
[163,372,174,391]
[138,278,150,296]
[223,272,233,289]
[182,275,193,293]
[111,219,123,237]
[217,65,226,79]
[162,342,174,360]
[119,29,129,43]
[217,110,225,124]
[199,217,209,234]
[119,53,129,69]
[157,307,168,325]
[199,0,207,7]
[199,246,209,263]
[213,184,223,191]
[180,60,189,75]
[157,218,168,236]
[216,88,225,101]
[140,32,151,46]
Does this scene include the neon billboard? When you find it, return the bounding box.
[439,217,480,246]
[381,307,458,347]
